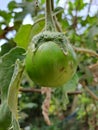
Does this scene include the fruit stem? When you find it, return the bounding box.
[45,0,55,31]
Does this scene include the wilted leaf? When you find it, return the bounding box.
[8,60,24,119]
[41,87,52,126]
[8,60,24,130]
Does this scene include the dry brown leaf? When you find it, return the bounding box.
[41,87,52,126]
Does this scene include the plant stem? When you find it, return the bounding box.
[83,85,98,101]
[19,87,82,95]
[51,0,62,32]
[51,0,54,11]
[45,0,55,31]
[73,46,98,58]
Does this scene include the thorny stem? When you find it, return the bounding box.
[45,0,55,31]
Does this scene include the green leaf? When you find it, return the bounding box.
[63,74,79,105]
[56,0,60,4]
[54,7,64,20]
[0,47,25,101]
[11,117,20,130]
[0,101,12,130]
[23,1,37,16]
[41,0,45,4]
[0,11,12,25]
[14,1,37,22]
[52,74,79,111]
[8,1,17,11]
[85,25,98,50]
[14,24,32,49]
[0,42,16,56]
[8,60,24,130]
[30,19,45,37]
[14,12,25,23]
[14,19,45,49]
[75,0,87,11]
[64,74,79,92]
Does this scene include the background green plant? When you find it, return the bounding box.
[0,0,98,130]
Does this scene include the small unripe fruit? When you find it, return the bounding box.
[25,31,77,87]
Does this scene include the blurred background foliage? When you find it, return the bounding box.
[0,0,98,130]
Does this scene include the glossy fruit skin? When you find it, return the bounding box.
[25,31,77,87]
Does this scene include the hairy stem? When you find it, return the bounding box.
[45,0,55,31]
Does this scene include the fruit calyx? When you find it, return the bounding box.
[32,31,67,49]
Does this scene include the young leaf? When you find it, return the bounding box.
[0,47,25,101]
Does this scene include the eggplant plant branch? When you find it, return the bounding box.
[73,46,98,58]
[45,0,55,31]
[19,87,82,95]
[33,8,63,26]
[83,85,98,101]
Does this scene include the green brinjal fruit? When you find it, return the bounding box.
[25,31,77,87]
